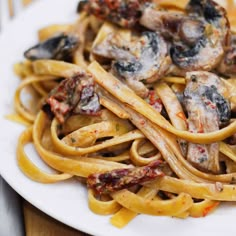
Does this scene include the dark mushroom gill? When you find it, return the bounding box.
[24,34,79,61]
[170,0,229,73]
[184,71,231,173]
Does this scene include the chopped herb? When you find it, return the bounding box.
[115,123,120,132]
[71,137,76,143]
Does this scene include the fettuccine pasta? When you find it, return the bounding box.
[11,0,236,228]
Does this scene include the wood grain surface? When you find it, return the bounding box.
[23,202,89,236]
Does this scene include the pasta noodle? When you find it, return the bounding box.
[11,0,236,228]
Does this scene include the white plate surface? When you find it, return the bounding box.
[0,0,236,235]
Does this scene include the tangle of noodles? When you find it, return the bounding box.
[11,0,236,229]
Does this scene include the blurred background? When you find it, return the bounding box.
[7,0,32,16]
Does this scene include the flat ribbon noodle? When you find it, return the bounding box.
[17,126,73,183]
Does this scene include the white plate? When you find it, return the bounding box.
[0,0,236,235]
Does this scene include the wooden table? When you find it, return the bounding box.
[23,201,88,236]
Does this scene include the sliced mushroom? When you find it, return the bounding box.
[92,31,149,97]
[24,34,79,61]
[42,72,100,123]
[187,0,230,46]
[92,30,170,97]
[170,36,224,72]
[169,0,229,73]
[112,32,171,97]
[77,0,150,28]
[92,32,134,61]
[140,7,205,46]
[112,32,170,82]
[184,71,231,173]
